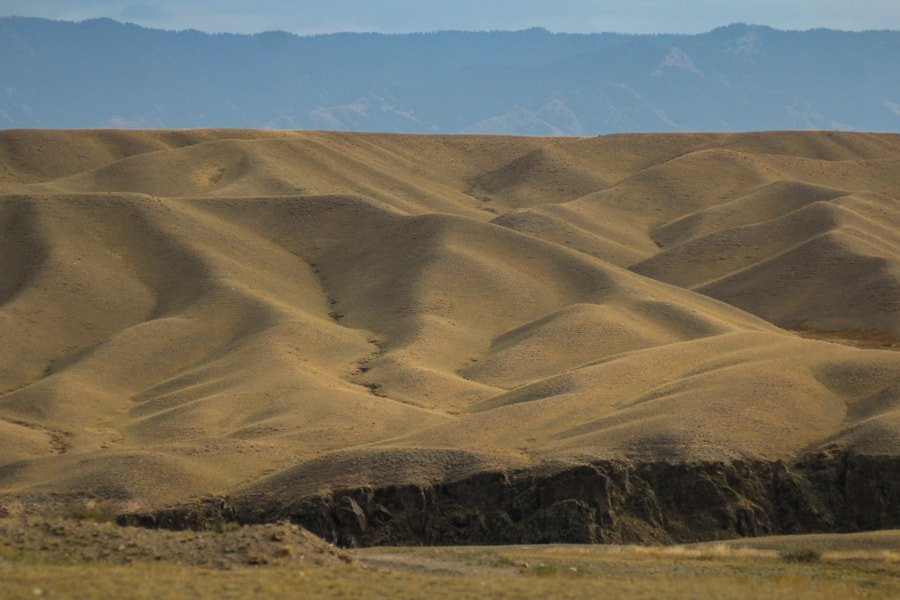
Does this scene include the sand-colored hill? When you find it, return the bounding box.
[0,129,898,510]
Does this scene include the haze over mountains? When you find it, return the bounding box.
[2,17,900,134]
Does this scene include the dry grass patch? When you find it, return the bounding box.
[1,521,899,599]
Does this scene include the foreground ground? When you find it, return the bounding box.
[0,518,898,599]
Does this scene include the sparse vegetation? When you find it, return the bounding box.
[780,548,823,563]
[63,501,120,524]
[1,523,898,599]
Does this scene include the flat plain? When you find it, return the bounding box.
[0,517,898,599]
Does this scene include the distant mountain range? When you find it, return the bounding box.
[2,17,899,133]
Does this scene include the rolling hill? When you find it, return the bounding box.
[0,129,898,542]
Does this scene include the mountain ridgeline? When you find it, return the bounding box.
[2,17,899,134]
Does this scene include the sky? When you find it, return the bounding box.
[2,0,899,35]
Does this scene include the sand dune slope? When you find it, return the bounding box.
[0,129,898,507]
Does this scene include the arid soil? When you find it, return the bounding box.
[0,515,344,569]
[1,517,898,599]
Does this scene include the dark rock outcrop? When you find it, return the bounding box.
[119,452,900,547]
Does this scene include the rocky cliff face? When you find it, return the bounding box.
[121,452,900,547]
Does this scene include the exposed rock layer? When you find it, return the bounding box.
[121,452,900,547]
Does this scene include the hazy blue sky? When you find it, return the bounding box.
[3,0,899,34]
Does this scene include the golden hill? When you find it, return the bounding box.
[0,129,898,509]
